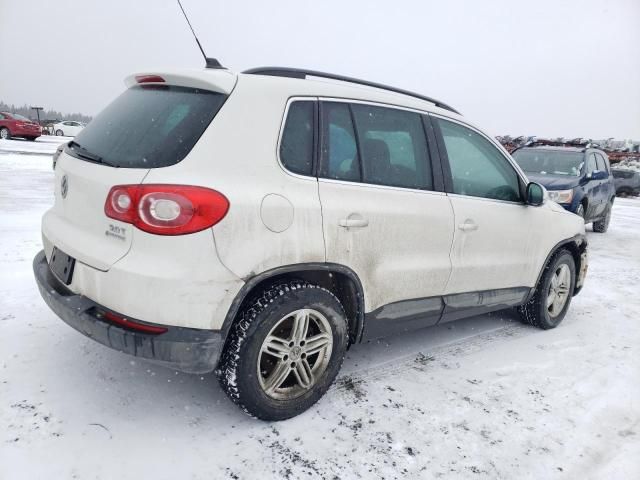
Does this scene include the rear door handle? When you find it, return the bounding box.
[339,216,369,228]
[458,220,478,232]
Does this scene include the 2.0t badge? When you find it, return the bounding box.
[60,174,68,199]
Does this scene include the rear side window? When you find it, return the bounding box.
[70,85,227,168]
[351,104,431,190]
[437,118,520,202]
[280,101,314,175]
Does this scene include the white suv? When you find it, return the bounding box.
[34,65,588,420]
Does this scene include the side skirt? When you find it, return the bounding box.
[361,287,531,341]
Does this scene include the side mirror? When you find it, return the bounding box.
[589,170,608,181]
[526,182,544,206]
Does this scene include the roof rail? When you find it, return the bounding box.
[243,67,460,115]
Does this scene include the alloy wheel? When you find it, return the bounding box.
[257,308,333,400]
[546,264,571,317]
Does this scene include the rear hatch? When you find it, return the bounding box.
[44,71,234,271]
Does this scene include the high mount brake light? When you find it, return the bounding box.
[105,185,229,235]
[135,75,166,84]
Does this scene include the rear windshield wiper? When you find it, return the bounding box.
[67,141,117,167]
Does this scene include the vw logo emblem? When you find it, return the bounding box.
[61,175,68,199]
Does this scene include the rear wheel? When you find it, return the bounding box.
[519,250,575,330]
[218,281,348,420]
[55,129,64,136]
[0,127,10,140]
[593,200,613,233]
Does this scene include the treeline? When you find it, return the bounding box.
[0,101,92,124]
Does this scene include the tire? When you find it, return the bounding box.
[593,200,613,233]
[55,129,64,136]
[218,281,349,421]
[575,202,585,219]
[518,249,576,330]
[0,127,10,140]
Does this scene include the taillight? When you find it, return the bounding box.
[105,185,229,235]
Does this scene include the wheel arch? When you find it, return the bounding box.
[531,234,587,299]
[220,263,365,346]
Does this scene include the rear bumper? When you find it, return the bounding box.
[33,250,223,374]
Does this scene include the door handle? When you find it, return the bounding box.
[339,216,369,228]
[458,220,478,232]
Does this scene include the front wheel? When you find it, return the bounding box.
[593,201,613,233]
[519,250,576,330]
[218,281,348,420]
[0,127,10,140]
[55,129,64,136]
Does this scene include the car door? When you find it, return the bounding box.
[583,152,601,219]
[594,152,612,212]
[317,100,454,330]
[432,115,543,299]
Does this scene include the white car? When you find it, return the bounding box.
[33,65,588,420]
[52,120,85,137]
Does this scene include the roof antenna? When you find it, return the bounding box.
[177,0,224,69]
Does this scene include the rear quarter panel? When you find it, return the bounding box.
[141,75,326,280]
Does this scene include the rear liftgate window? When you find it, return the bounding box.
[69,85,227,168]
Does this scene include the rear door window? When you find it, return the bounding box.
[351,104,432,190]
[319,102,360,182]
[69,85,227,168]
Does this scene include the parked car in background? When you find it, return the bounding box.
[52,121,85,137]
[612,168,640,197]
[34,66,588,420]
[0,111,42,141]
[512,146,615,232]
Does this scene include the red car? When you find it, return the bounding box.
[0,112,42,141]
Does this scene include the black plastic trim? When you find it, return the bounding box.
[423,114,446,193]
[221,262,366,343]
[430,114,455,193]
[529,234,587,299]
[243,66,460,114]
[33,251,222,374]
[362,286,531,341]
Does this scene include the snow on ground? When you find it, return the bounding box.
[0,136,71,156]
[0,145,639,479]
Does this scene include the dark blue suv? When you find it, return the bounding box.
[512,146,615,233]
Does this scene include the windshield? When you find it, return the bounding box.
[512,150,584,176]
[69,85,227,168]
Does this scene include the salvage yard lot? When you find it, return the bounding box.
[0,138,638,479]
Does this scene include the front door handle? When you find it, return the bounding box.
[339,215,369,228]
[458,219,478,232]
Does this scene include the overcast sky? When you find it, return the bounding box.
[1,0,638,139]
